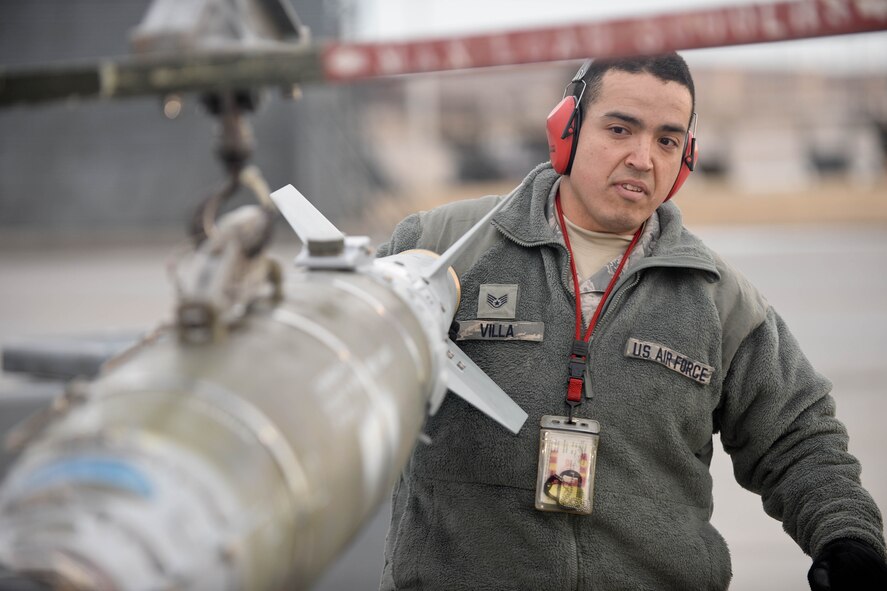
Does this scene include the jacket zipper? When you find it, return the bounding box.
[598,272,641,329]
[580,273,641,410]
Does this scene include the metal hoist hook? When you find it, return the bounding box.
[189,89,276,253]
[173,90,284,344]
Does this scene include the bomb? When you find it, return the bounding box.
[0,185,527,590]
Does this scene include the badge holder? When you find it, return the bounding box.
[535,415,600,515]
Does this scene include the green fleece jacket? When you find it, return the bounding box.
[377,163,885,591]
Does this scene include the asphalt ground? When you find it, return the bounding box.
[0,221,885,590]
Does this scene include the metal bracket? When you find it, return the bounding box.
[294,235,373,270]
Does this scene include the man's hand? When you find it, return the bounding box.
[808,538,887,591]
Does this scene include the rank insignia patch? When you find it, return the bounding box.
[477,284,519,319]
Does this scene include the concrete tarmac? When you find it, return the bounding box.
[1,222,885,590]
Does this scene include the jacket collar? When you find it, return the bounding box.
[492,162,720,280]
[648,196,720,280]
[491,162,562,246]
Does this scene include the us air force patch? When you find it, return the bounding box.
[477,284,519,319]
[624,338,714,385]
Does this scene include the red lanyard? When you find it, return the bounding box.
[554,194,643,409]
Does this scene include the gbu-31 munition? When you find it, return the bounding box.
[0,185,527,590]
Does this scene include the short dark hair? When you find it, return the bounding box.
[576,53,696,125]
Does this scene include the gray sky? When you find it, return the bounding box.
[347,0,887,74]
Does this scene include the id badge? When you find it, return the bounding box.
[535,415,600,515]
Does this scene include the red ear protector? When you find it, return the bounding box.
[546,60,700,200]
[667,112,698,201]
[546,60,592,176]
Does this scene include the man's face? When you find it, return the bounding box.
[559,70,693,234]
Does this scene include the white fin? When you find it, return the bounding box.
[270,184,344,254]
[444,338,527,434]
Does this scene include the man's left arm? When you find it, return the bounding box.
[717,307,886,588]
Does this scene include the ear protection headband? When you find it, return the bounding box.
[546,60,699,201]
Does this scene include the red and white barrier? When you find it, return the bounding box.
[323,0,887,81]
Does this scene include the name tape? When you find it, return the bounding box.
[456,320,545,342]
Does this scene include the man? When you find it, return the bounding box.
[377,54,887,590]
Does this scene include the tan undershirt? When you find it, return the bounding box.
[562,215,635,281]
